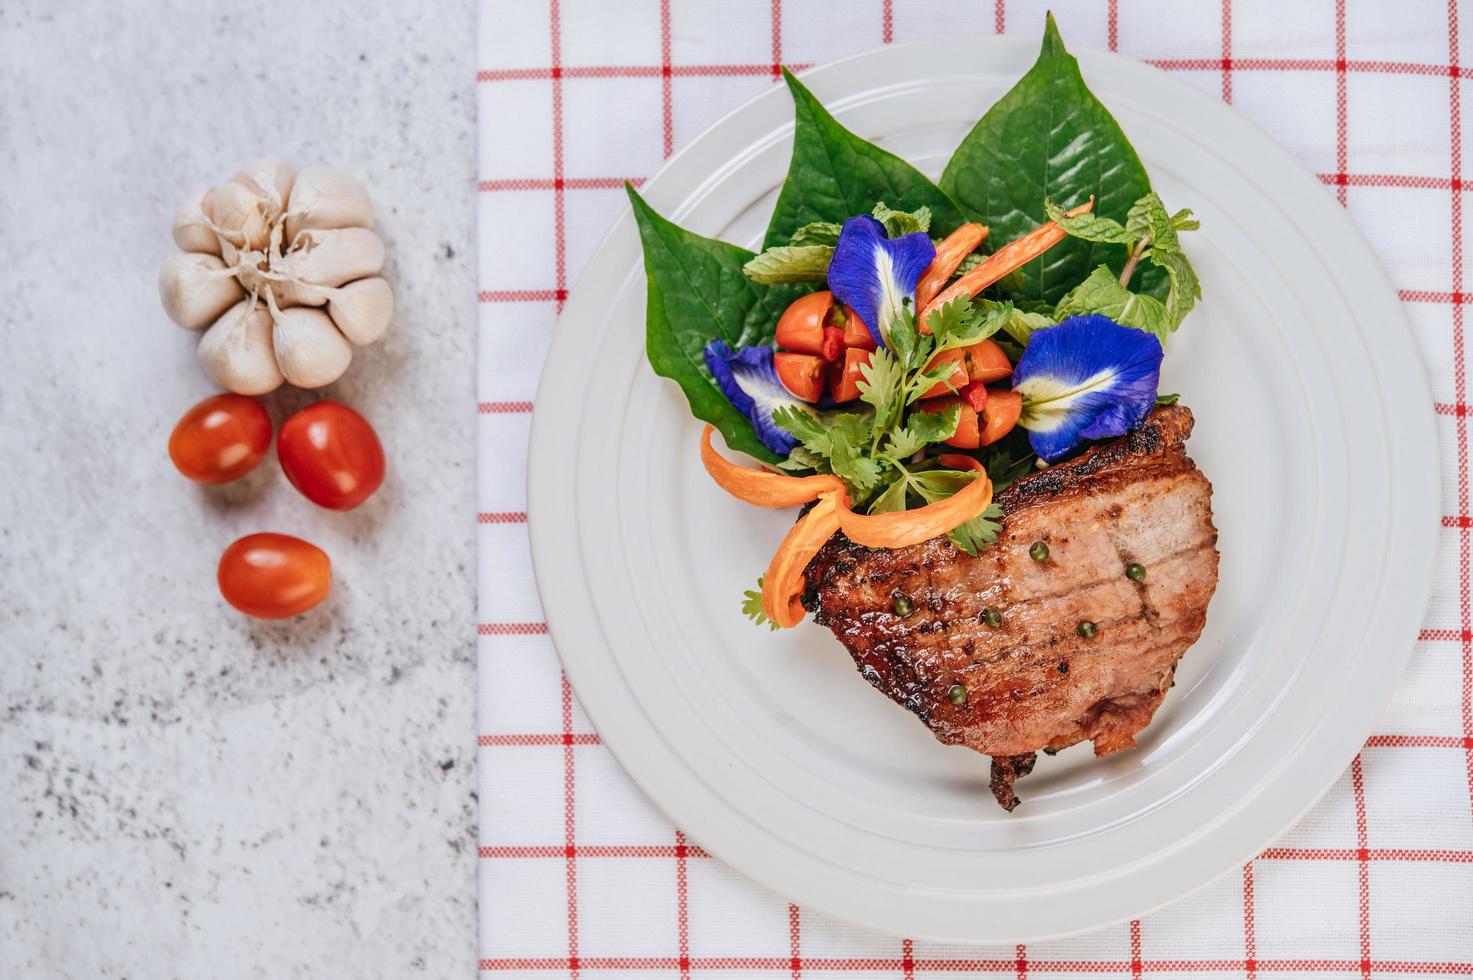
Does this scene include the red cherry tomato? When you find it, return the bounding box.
[838,306,877,351]
[961,339,1013,384]
[277,401,386,510]
[168,394,272,484]
[919,396,982,449]
[774,353,826,402]
[217,533,332,619]
[959,380,990,415]
[980,389,1023,446]
[830,347,872,403]
[774,291,835,355]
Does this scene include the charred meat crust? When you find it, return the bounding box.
[801,406,1220,810]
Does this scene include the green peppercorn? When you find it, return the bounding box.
[1029,541,1050,562]
[947,683,966,705]
[1125,562,1146,582]
[1076,620,1097,638]
[892,593,914,617]
[981,608,1002,628]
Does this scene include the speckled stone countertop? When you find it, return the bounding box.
[0,1,478,976]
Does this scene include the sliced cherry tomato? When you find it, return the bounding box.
[961,339,1013,384]
[838,307,878,351]
[775,290,834,355]
[960,381,990,414]
[774,352,826,402]
[918,348,969,400]
[277,401,386,511]
[217,533,332,619]
[981,389,1023,445]
[820,326,845,362]
[168,394,272,484]
[830,347,872,402]
[920,395,981,449]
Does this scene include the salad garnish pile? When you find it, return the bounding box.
[628,16,1202,630]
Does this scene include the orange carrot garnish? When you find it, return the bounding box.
[761,491,843,627]
[915,222,988,320]
[833,468,993,550]
[700,425,845,508]
[917,199,1094,326]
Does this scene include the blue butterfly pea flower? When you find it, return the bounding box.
[826,215,936,349]
[1012,314,1164,462]
[702,339,801,456]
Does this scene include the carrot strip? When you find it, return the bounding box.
[700,425,844,508]
[915,222,989,320]
[834,469,993,549]
[917,198,1094,325]
[761,491,843,627]
[935,453,985,473]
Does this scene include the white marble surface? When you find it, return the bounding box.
[0,1,478,976]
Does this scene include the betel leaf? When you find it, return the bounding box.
[628,186,808,462]
[940,13,1166,304]
[763,68,968,248]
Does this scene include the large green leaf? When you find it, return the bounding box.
[763,68,968,248]
[628,185,807,462]
[940,13,1165,304]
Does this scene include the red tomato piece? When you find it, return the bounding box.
[820,326,845,362]
[917,348,969,400]
[838,307,877,351]
[774,291,834,355]
[830,347,872,403]
[961,339,1013,384]
[773,352,826,403]
[217,533,332,619]
[919,396,981,449]
[277,401,386,511]
[960,381,990,414]
[168,393,272,484]
[980,389,1023,445]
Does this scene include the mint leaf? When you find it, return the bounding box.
[789,221,842,247]
[871,202,932,237]
[742,245,833,284]
[1054,264,1173,340]
[1155,392,1181,406]
[940,14,1166,303]
[765,69,968,248]
[1044,198,1134,244]
[1126,192,1176,251]
[982,298,1054,345]
[1148,246,1201,325]
[629,186,807,462]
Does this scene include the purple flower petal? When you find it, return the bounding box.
[702,339,800,456]
[1011,314,1163,462]
[826,215,935,349]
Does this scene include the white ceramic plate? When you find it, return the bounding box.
[527,36,1438,942]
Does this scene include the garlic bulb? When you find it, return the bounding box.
[160,159,394,392]
[285,164,374,241]
[198,301,283,395]
[159,253,244,330]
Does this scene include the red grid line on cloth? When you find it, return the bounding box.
[479,288,564,302]
[1017,942,1028,980]
[1220,0,1232,103]
[883,0,894,45]
[1367,733,1473,748]
[902,938,915,980]
[1130,920,1142,980]
[478,400,533,414]
[1351,756,1371,980]
[479,733,601,747]
[478,622,548,635]
[480,843,711,859]
[660,0,673,158]
[478,511,527,524]
[478,177,642,191]
[1144,57,1473,77]
[1334,0,1348,206]
[478,64,811,82]
[1107,0,1118,52]
[1242,864,1257,980]
[675,829,691,980]
[1261,847,1473,862]
[476,956,1473,973]
[1451,0,1473,828]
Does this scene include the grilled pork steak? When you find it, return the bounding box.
[802,406,1219,811]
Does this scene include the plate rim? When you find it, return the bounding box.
[526,34,1441,940]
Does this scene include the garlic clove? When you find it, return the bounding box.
[172,187,222,255]
[271,306,353,388]
[159,252,245,330]
[269,278,330,308]
[205,179,273,251]
[284,164,374,240]
[231,159,295,217]
[325,276,394,345]
[197,300,284,395]
[280,227,385,288]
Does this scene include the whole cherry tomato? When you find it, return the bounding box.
[217,533,332,619]
[168,394,272,484]
[277,401,386,510]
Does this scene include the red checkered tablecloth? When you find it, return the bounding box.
[476,2,1473,975]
